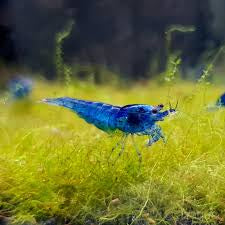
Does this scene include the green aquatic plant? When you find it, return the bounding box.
[54,20,74,83]
[0,80,224,224]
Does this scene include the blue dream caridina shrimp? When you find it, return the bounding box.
[42,97,177,162]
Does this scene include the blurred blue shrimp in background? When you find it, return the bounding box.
[8,76,33,100]
[216,92,225,107]
[207,92,225,111]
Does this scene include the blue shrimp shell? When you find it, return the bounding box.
[42,97,120,132]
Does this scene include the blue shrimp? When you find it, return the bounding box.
[42,97,176,162]
[8,77,33,100]
[216,93,225,107]
[207,92,225,111]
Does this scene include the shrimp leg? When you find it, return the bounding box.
[111,133,127,154]
[131,134,142,164]
[112,134,128,164]
[108,133,127,163]
[147,124,165,146]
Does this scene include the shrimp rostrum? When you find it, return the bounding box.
[42,97,177,162]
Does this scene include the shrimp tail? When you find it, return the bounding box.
[42,97,120,132]
[42,97,80,109]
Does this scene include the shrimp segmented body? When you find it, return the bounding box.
[42,97,176,161]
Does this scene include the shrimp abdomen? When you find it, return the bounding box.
[42,97,120,132]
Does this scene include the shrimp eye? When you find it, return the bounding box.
[152,109,158,114]
[159,104,164,108]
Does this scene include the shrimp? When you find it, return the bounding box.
[216,93,225,107]
[8,77,33,99]
[42,97,177,162]
[207,92,225,111]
